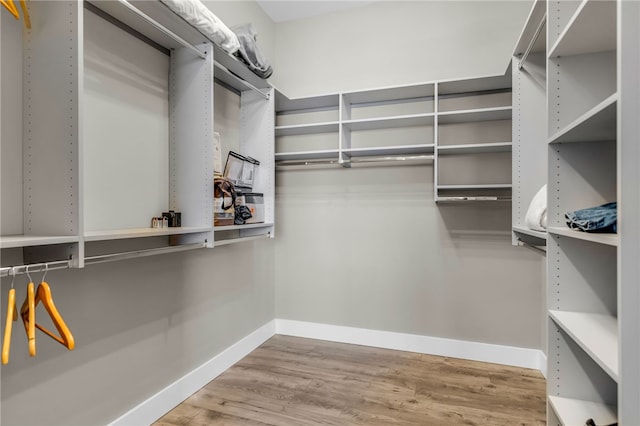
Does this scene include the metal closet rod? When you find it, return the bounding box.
[518,14,546,70]
[117,0,269,100]
[0,260,72,279]
[0,243,207,278]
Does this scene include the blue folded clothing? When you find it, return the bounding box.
[565,202,617,233]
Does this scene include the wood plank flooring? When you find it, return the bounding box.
[155,335,546,425]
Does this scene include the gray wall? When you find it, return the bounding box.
[273,1,545,350]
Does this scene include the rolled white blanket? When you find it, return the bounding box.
[525,184,547,231]
[160,0,240,54]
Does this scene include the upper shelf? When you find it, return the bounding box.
[438,73,511,96]
[275,92,339,114]
[87,0,271,92]
[548,0,617,58]
[343,83,434,105]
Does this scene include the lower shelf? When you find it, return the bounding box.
[84,226,212,242]
[548,395,617,426]
[549,310,618,381]
[512,225,547,246]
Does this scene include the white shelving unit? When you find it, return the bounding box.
[511,0,547,247]
[275,75,512,204]
[0,0,275,269]
[545,1,640,424]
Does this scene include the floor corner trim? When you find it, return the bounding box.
[108,320,277,426]
[275,319,545,372]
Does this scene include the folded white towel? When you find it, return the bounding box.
[161,0,240,54]
[525,185,547,231]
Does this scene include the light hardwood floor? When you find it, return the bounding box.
[155,335,546,425]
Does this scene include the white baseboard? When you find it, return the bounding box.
[108,320,276,426]
[110,319,546,425]
[276,319,545,372]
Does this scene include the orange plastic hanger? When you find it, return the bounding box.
[20,280,36,357]
[32,281,74,350]
[2,270,18,364]
[1,0,19,19]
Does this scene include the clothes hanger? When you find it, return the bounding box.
[18,0,29,29]
[33,266,74,350]
[20,267,36,357]
[2,269,18,364]
[0,0,19,20]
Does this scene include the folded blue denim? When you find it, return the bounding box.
[565,202,617,233]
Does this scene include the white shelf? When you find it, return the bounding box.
[512,225,547,243]
[437,142,512,155]
[438,184,512,190]
[549,94,617,144]
[549,396,617,426]
[214,222,274,232]
[437,106,512,124]
[275,122,339,136]
[0,235,80,249]
[438,73,511,96]
[342,113,434,131]
[343,144,434,158]
[343,83,434,104]
[549,310,619,381]
[547,227,619,247]
[275,150,339,162]
[275,92,339,113]
[548,0,617,58]
[84,226,212,242]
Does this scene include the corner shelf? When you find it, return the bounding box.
[512,226,547,247]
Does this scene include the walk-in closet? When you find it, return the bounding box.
[1,0,638,425]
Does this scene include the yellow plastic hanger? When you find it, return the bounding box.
[2,270,18,364]
[18,0,30,29]
[1,0,19,20]
[20,278,36,357]
[33,281,74,350]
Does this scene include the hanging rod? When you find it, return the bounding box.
[84,242,207,266]
[116,0,206,60]
[215,234,271,247]
[0,260,72,278]
[214,62,270,100]
[518,241,547,255]
[276,154,434,168]
[518,14,546,70]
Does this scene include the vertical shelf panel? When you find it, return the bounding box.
[169,43,214,247]
[24,1,81,238]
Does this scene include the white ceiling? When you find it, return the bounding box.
[256,1,378,23]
